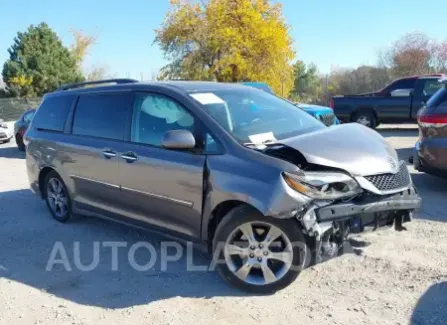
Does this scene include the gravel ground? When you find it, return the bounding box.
[0,125,446,325]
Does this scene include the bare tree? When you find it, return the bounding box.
[85,65,113,81]
[381,32,447,77]
[329,66,391,96]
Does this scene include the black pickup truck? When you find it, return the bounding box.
[330,74,445,128]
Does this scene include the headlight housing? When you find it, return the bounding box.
[283,171,362,200]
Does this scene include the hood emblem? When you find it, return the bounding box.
[388,156,398,172]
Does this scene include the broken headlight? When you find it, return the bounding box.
[283,171,362,200]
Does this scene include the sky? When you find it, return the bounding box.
[1,0,446,79]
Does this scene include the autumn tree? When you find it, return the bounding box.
[70,28,98,67]
[2,23,83,97]
[381,32,447,78]
[155,0,295,95]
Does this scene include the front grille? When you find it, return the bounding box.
[364,162,411,192]
[0,132,6,139]
[318,113,335,126]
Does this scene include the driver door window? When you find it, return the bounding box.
[388,79,415,96]
[131,93,196,147]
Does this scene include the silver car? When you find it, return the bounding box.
[25,79,421,293]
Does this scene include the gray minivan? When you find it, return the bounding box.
[25,79,421,293]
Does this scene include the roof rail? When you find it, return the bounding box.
[57,78,139,91]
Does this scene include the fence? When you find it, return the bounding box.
[0,97,41,121]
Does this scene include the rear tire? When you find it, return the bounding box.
[16,134,25,151]
[43,171,72,223]
[213,206,308,294]
[353,111,377,128]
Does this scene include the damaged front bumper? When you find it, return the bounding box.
[316,186,421,222]
[298,186,421,260]
[299,186,421,239]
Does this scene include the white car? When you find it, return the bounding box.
[0,119,14,144]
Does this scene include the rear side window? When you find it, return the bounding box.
[72,93,131,140]
[387,79,416,94]
[32,96,73,132]
[422,80,443,97]
[426,85,447,112]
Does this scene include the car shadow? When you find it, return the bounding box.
[393,144,447,222]
[411,282,447,324]
[410,172,447,223]
[377,128,418,138]
[0,189,251,309]
[0,144,24,159]
[395,147,414,163]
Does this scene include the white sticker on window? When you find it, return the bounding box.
[190,93,225,105]
[248,132,277,148]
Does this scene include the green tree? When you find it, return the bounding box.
[2,23,84,97]
[290,61,323,102]
[155,0,295,96]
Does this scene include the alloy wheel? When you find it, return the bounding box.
[357,116,371,126]
[46,178,68,219]
[223,221,294,286]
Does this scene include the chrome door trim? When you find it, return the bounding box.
[70,175,120,189]
[103,152,116,158]
[121,153,137,162]
[121,186,193,207]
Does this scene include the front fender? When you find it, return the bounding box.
[201,155,311,240]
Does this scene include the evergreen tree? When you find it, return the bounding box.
[2,22,84,97]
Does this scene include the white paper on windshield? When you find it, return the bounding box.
[190,93,225,105]
[248,132,277,149]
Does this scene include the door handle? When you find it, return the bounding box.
[102,149,116,159]
[121,152,137,163]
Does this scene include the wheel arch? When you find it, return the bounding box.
[38,166,57,198]
[204,200,264,245]
[350,106,378,123]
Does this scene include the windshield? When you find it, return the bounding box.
[190,88,325,144]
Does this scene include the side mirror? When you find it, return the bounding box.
[162,130,196,149]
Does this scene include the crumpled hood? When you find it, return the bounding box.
[281,123,399,176]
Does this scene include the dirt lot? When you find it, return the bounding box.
[0,125,446,325]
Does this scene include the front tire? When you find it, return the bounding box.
[16,134,25,151]
[213,206,307,294]
[44,171,72,223]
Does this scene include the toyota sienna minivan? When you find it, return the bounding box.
[25,79,421,293]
